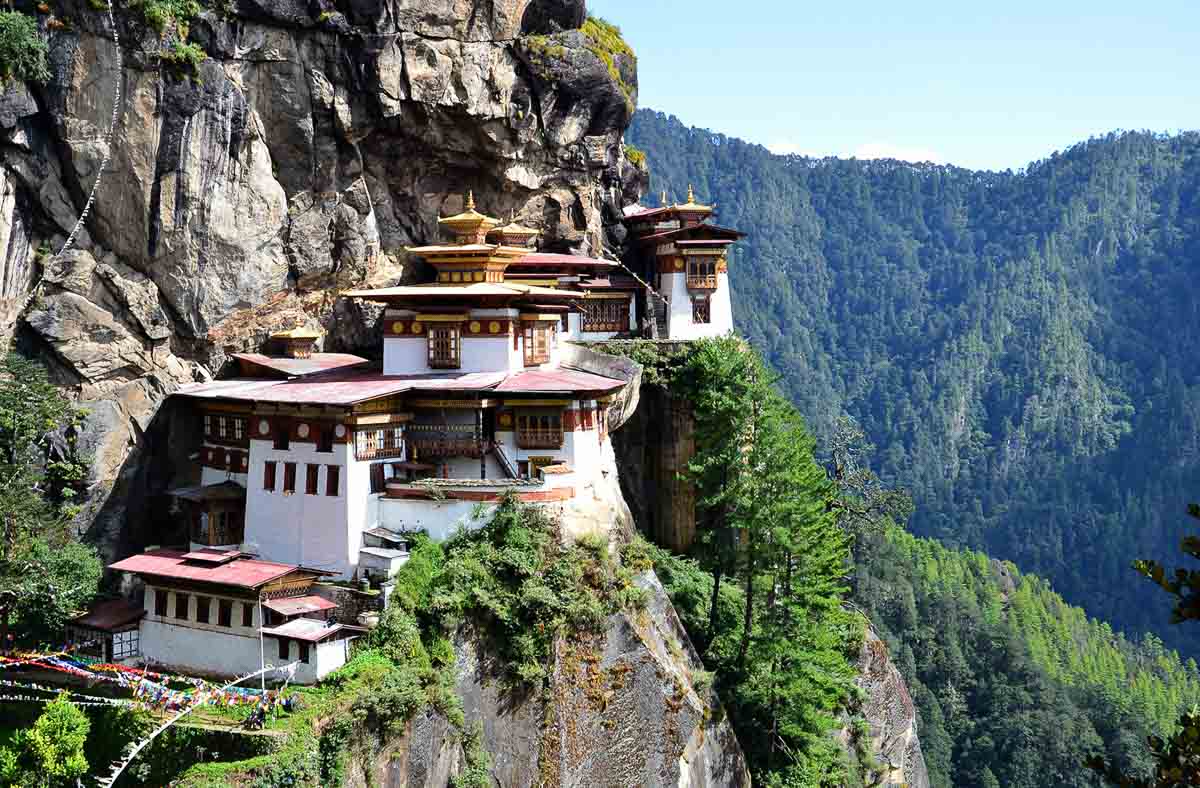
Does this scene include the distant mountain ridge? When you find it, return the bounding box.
[627,109,1200,654]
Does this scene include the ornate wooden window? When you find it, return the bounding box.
[692,296,711,324]
[686,257,718,289]
[428,325,461,369]
[516,411,563,449]
[523,321,554,366]
[582,298,629,333]
[354,425,405,461]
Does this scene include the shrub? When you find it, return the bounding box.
[624,143,647,169]
[429,495,647,688]
[158,40,207,79]
[0,11,50,84]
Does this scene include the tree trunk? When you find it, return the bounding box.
[737,525,756,670]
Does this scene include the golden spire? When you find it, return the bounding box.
[687,183,695,204]
[465,190,476,212]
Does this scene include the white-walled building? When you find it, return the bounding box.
[106,548,360,683]
[87,192,733,683]
[623,186,744,340]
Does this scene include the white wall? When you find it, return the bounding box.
[245,439,357,576]
[382,308,528,376]
[378,496,493,541]
[140,586,264,678]
[664,272,734,339]
[267,634,352,683]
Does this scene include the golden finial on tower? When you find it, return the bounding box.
[687,183,696,204]
[465,190,476,212]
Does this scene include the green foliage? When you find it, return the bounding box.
[0,11,50,84]
[580,16,636,105]
[449,723,492,788]
[0,354,101,646]
[854,521,1200,787]
[1135,504,1200,623]
[128,0,201,36]
[627,110,1200,657]
[620,338,861,784]
[0,693,90,786]
[428,494,646,688]
[624,143,647,169]
[158,40,207,79]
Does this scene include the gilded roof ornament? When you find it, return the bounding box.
[270,326,323,340]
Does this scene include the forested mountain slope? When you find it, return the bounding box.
[627,110,1200,653]
[854,524,1200,787]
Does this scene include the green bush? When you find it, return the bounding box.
[158,40,207,79]
[0,11,50,84]
[624,143,647,169]
[128,0,201,35]
[429,495,647,688]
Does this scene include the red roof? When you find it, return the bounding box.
[176,370,509,406]
[70,599,145,632]
[232,353,370,379]
[176,365,625,404]
[262,595,337,617]
[495,368,625,394]
[109,549,325,590]
[639,224,744,243]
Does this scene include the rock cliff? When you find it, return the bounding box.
[0,0,644,555]
[840,626,931,788]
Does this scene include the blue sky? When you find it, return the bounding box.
[586,0,1200,171]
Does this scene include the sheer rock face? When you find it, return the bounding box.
[453,570,751,788]
[0,0,642,556]
[841,626,931,788]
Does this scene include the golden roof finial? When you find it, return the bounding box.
[687,183,696,204]
[465,190,476,212]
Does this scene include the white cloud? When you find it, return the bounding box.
[852,142,946,164]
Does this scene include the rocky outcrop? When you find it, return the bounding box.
[0,0,644,557]
[841,626,930,788]
[455,570,751,787]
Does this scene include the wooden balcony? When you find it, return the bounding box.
[516,428,563,450]
[686,274,718,290]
